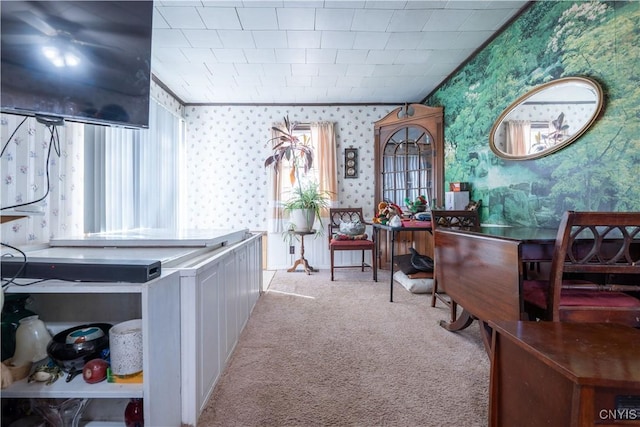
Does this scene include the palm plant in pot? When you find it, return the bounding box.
[264,117,330,233]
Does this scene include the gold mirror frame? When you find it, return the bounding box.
[489,76,603,161]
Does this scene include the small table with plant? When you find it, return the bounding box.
[287,230,318,275]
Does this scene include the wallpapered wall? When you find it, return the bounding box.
[426,0,640,227]
[183,105,394,232]
[0,81,183,246]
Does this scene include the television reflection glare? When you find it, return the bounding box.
[1,1,153,128]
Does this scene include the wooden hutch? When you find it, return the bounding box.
[374,103,444,269]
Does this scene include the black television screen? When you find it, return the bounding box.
[1,1,153,128]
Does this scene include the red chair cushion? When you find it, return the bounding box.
[523,280,640,309]
[330,239,374,249]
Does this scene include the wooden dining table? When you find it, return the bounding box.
[434,226,558,349]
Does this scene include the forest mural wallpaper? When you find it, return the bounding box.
[426,0,639,227]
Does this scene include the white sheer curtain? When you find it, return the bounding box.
[84,99,184,233]
[382,146,429,206]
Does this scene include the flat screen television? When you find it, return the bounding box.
[1,1,153,128]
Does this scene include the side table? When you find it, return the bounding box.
[287,230,318,275]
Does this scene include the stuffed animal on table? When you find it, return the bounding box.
[372,201,403,224]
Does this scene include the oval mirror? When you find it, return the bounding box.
[489,76,603,160]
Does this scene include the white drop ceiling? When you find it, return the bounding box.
[151,1,530,105]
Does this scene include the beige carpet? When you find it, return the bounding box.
[198,269,489,427]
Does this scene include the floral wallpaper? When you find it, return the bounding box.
[183,105,394,231]
[0,115,84,246]
[0,80,181,247]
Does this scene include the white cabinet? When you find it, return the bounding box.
[1,271,182,426]
[1,230,263,426]
[175,232,262,426]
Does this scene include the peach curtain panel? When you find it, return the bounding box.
[310,121,338,216]
[506,120,531,156]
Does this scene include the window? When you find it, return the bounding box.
[277,127,316,201]
[267,121,338,232]
[382,126,434,207]
[84,100,185,233]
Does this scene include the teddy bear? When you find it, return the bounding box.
[372,201,403,224]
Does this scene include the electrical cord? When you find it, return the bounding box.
[1,243,27,289]
[0,115,28,158]
[1,119,62,289]
[1,121,61,211]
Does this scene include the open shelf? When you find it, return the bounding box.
[1,376,142,399]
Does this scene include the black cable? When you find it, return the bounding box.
[1,122,61,211]
[0,115,29,158]
[1,243,28,289]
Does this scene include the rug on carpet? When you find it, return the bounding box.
[198,269,489,427]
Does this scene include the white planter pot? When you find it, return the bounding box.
[289,209,316,232]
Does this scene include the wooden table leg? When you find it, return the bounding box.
[287,233,318,274]
[439,309,475,331]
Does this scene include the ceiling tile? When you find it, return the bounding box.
[237,7,279,30]
[315,8,355,31]
[387,9,433,32]
[317,63,349,76]
[286,31,322,49]
[275,48,306,64]
[217,30,256,48]
[365,49,399,65]
[181,48,217,62]
[244,49,277,63]
[156,6,206,29]
[305,48,337,64]
[261,63,292,76]
[198,7,242,30]
[423,9,472,31]
[235,63,264,75]
[212,48,247,63]
[252,31,289,48]
[291,63,320,76]
[153,29,191,48]
[336,49,369,64]
[352,32,390,50]
[386,32,423,49]
[320,31,356,49]
[351,9,394,31]
[276,8,315,30]
[182,29,224,48]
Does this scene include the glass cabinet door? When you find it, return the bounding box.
[382,126,434,209]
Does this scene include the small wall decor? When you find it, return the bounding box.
[344,148,358,178]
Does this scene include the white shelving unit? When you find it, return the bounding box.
[1,271,182,426]
[2,229,263,426]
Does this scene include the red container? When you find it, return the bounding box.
[124,398,143,427]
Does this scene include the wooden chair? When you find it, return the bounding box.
[328,208,377,281]
[430,209,481,322]
[523,211,640,327]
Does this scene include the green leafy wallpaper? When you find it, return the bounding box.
[426,1,639,227]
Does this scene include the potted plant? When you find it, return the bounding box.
[264,117,330,233]
[282,181,331,233]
